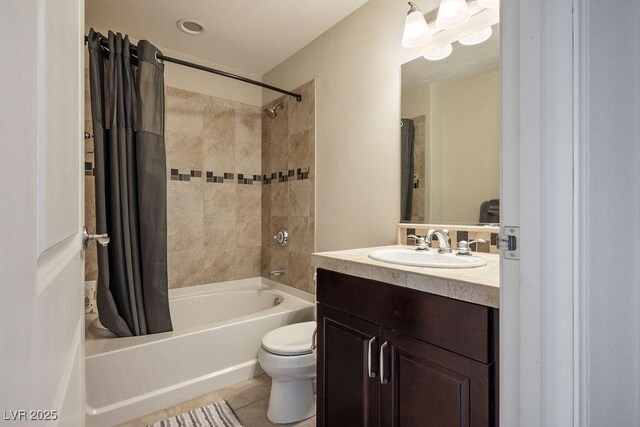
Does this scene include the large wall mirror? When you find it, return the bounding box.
[401,24,500,225]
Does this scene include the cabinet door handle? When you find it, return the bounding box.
[368,337,377,378]
[379,341,389,385]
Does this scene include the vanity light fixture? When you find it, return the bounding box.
[423,43,453,61]
[402,2,432,48]
[436,0,471,30]
[477,0,500,8]
[458,26,493,45]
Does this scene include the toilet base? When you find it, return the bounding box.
[267,377,316,424]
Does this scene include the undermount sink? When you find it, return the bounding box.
[368,248,487,269]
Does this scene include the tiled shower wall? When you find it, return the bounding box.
[261,81,316,294]
[85,79,263,288]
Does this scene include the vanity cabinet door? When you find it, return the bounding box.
[317,303,381,427]
[380,329,491,427]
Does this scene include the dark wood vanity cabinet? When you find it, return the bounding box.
[316,269,499,427]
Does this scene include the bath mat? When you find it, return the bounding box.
[148,400,243,427]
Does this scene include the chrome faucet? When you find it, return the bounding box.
[425,228,452,253]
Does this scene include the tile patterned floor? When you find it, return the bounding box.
[118,374,316,427]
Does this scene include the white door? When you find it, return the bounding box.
[501,0,576,425]
[0,0,84,425]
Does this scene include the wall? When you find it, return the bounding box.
[85,80,263,288]
[583,0,640,423]
[261,0,426,251]
[261,81,316,293]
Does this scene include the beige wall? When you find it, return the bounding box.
[262,0,422,251]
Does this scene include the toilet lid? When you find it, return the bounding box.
[262,321,317,356]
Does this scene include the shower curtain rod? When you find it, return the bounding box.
[84,35,303,102]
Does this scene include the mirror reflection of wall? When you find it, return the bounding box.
[401,25,500,225]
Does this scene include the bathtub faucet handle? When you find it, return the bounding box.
[273,230,288,247]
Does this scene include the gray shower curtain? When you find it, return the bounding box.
[87,29,172,336]
[401,119,415,222]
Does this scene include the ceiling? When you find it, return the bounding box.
[401,25,500,92]
[85,0,369,76]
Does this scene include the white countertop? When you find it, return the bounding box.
[311,245,500,308]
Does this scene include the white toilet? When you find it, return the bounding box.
[258,321,317,424]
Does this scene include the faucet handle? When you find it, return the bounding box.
[456,239,487,255]
[408,234,429,250]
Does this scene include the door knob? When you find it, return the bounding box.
[82,226,110,251]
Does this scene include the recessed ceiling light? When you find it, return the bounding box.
[177,19,205,35]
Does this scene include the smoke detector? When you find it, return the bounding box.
[177,19,206,35]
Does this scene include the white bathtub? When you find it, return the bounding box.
[84,278,315,426]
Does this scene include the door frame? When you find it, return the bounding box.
[500,0,578,425]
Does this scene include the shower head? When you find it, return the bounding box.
[264,102,285,119]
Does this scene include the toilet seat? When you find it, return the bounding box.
[261,321,316,356]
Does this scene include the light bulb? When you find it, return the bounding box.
[458,26,493,45]
[478,0,499,8]
[402,3,432,48]
[436,0,471,30]
[424,44,453,61]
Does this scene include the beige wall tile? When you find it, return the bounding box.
[167,181,204,218]
[236,215,261,247]
[287,251,311,291]
[236,185,261,214]
[235,142,261,175]
[204,215,236,248]
[166,131,203,172]
[235,104,261,146]
[269,247,289,284]
[261,247,272,278]
[235,247,261,279]
[203,136,235,173]
[168,250,204,288]
[203,247,235,283]
[270,182,288,216]
[165,88,205,136]
[288,179,309,217]
[204,182,236,216]
[288,130,311,170]
[288,81,314,135]
[167,214,204,253]
[287,216,312,254]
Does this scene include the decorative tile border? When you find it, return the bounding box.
[86,164,311,185]
[398,223,500,254]
[262,167,310,184]
[166,167,311,185]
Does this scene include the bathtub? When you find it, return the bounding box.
[84,278,314,426]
